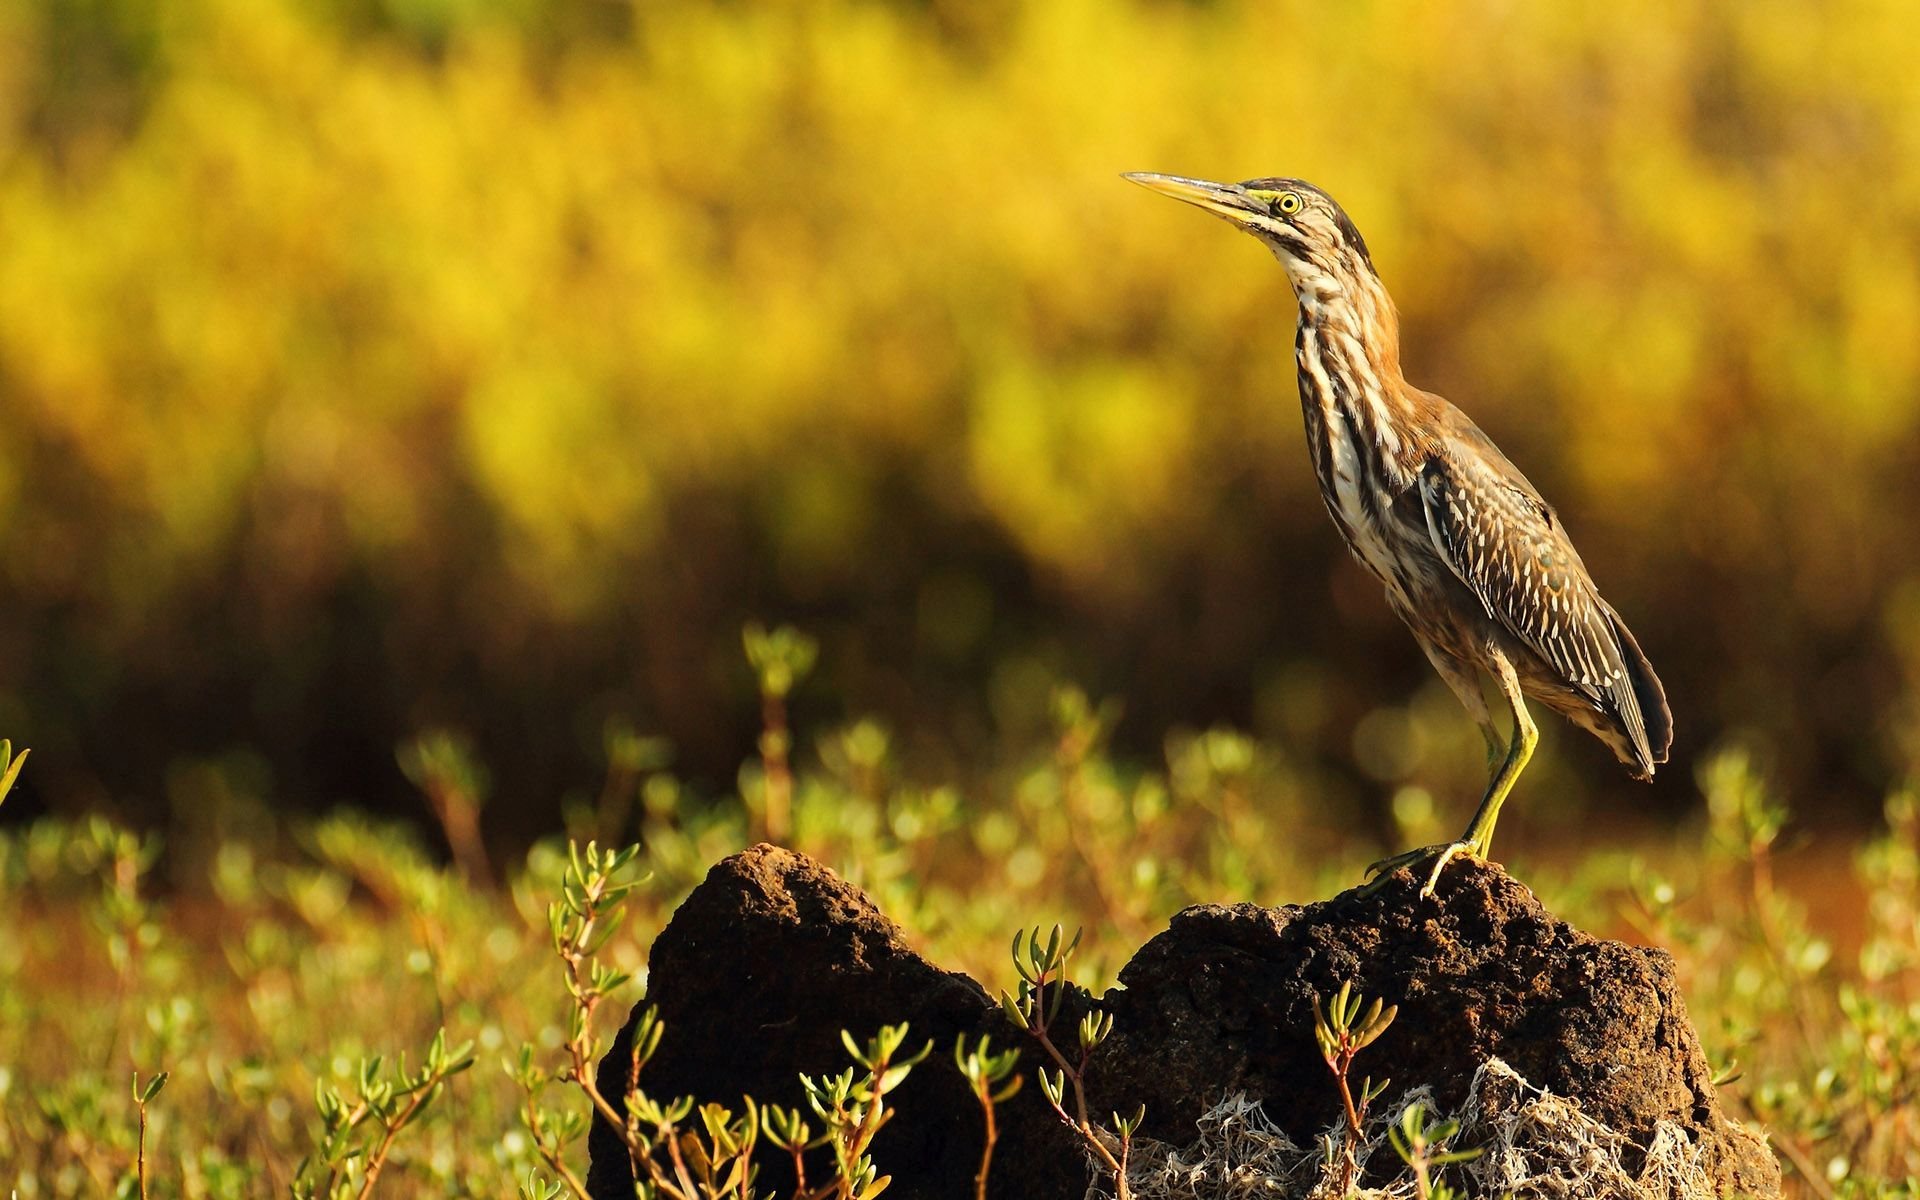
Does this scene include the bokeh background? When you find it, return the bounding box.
[5,0,1920,847]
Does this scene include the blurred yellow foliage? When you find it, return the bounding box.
[3,0,1920,809]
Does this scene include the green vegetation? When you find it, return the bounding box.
[3,641,1918,1195]
[1313,981,1401,1195]
[951,1034,1022,1200]
[1386,1104,1479,1200]
[1002,923,1143,1197]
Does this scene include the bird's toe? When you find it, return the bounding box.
[1418,840,1482,898]
[1361,840,1485,899]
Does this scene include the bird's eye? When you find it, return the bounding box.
[1276,191,1303,215]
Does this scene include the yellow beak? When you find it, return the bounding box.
[1123,172,1265,226]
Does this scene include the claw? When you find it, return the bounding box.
[1359,840,1483,900]
[1418,840,1480,898]
[1366,842,1446,880]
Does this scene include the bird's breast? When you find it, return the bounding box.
[1319,412,1415,602]
[1294,317,1426,607]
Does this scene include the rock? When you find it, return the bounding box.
[584,844,1085,1200]
[589,848,1779,1199]
[1091,863,1780,1197]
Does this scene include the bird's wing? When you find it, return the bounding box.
[1413,452,1660,772]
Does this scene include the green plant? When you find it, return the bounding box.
[1312,980,1398,1194]
[764,1024,930,1200]
[953,1034,1022,1200]
[293,1027,475,1199]
[0,740,26,809]
[515,986,761,1200]
[131,1069,168,1200]
[8,686,1920,1196]
[592,719,675,845]
[1001,924,1142,1200]
[744,623,820,846]
[509,1042,596,1198]
[516,840,676,1197]
[1387,1102,1479,1200]
[520,1169,572,1200]
[515,838,929,1200]
[399,729,495,886]
[77,817,166,1067]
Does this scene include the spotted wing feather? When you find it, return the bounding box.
[1415,454,1668,777]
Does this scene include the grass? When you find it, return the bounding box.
[1,650,1917,1197]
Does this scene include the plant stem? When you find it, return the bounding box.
[524,1093,593,1200]
[355,1082,438,1200]
[972,1081,997,1200]
[137,1101,150,1200]
[1772,1134,1840,1200]
[760,690,792,845]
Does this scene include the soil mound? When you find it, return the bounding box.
[587,845,1778,1199]
[583,845,1082,1198]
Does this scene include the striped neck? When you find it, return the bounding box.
[1286,254,1403,390]
[1293,265,1413,475]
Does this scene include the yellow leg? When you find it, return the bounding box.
[1366,650,1536,899]
[1457,652,1536,862]
[1477,722,1505,778]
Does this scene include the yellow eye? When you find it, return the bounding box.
[1276,191,1303,215]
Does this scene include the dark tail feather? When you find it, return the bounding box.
[1607,609,1672,778]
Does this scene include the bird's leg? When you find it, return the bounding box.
[1410,709,1536,894]
[1362,644,1501,895]
[1479,722,1506,774]
[1366,651,1536,899]
[1407,658,1539,894]
[1455,654,1537,862]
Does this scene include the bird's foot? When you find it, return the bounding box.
[1361,839,1486,900]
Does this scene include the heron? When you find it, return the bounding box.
[1125,172,1672,897]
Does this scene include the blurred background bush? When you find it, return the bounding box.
[3,0,1919,844]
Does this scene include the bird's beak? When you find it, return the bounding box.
[1123,172,1265,227]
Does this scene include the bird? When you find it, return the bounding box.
[1124,172,1672,897]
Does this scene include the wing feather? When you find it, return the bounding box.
[1415,455,1664,774]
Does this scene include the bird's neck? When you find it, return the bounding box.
[1292,269,1418,493]
[1289,262,1403,383]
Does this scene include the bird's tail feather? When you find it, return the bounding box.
[1607,609,1672,778]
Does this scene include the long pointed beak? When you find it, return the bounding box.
[1123,172,1265,226]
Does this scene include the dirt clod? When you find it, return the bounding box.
[584,844,1084,1200]
[1096,863,1778,1196]
[589,848,1778,1199]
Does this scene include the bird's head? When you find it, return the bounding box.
[1123,173,1377,296]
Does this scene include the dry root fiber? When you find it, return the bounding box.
[1119,1059,1725,1200]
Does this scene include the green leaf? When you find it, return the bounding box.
[0,743,26,805]
[877,1063,914,1094]
[131,1070,168,1104]
[1039,1068,1065,1110]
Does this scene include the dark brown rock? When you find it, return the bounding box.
[1089,863,1779,1196]
[584,844,1084,1200]
[589,847,1779,1199]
